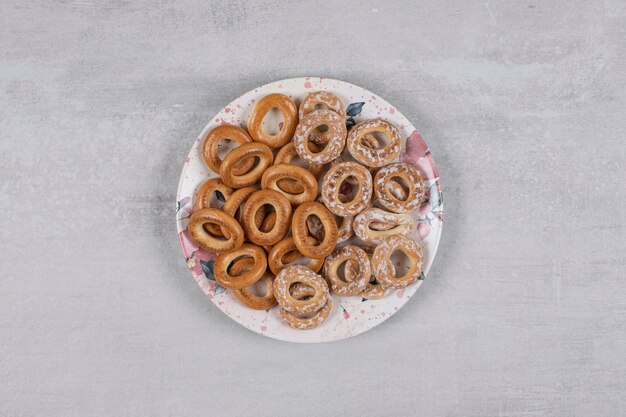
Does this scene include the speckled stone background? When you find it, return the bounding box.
[2,1,625,416]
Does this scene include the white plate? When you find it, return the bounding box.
[176,77,444,343]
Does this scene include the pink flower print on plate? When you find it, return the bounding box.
[400,131,439,181]
[417,222,431,240]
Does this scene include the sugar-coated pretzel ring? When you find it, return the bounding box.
[247,93,298,148]
[229,258,277,310]
[202,125,255,175]
[274,142,324,194]
[241,190,292,246]
[279,298,333,330]
[353,208,415,245]
[374,163,426,213]
[194,178,234,236]
[292,202,338,259]
[261,164,318,206]
[268,236,324,276]
[323,245,371,296]
[321,161,373,216]
[387,179,409,201]
[347,119,401,167]
[213,243,267,289]
[187,208,244,253]
[299,91,346,145]
[273,265,329,315]
[289,282,317,299]
[372,236,424,289]
[344,250,390,299]
[361,275,391,300]
[220,142,274,188]
[294,109,347,164]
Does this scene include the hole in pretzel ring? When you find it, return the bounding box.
[261,107,285,135]
[247,278,269,297]
[387,176,410,201]
[360,131,390,148]
[390,249,411,278]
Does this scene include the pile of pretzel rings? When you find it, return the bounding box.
[187,91,426,330]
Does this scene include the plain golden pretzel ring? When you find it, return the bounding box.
[292,202,338,259]
[228,258,277,310]
[222,186,258,224]
[219,142,274,188]
[294,109,347,164]
[273,265,329,315]
[279,298,333,330]
[213,243,267,289]
[323,245,371,296]
[187,208,244,253]
[321,161,373,216]
[261,163,318,206]
[274,142,324,194]
[241,190,292,246]
[268,236,324,276]
[347,119,401,167]
[202,125,255,175]
[374,163,426,213]
[247,93,298,148]
[299,91,346,144]
[353,208,415,245]
[372,236,424,289]
[194,178,233,236]
[221,186,268,241]
[306,211,354,244]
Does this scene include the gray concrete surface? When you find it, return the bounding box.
[2,1,625,416]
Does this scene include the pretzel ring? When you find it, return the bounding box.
[273,265,329,315]
[220,186,269,235]
[353,208,415,245]
[202,125,255,175]
[294,109,347,164]
[321,161,372,216]
[347,119,401,167]
[261,164,318,206]
[247,93,298,148]
[289,282,317,299]
[241,190,291,246]
[323,245,370,296]
[256,210,277,253]
[268,236,324,276]
[279,298,333,330]
[220,142,274,188]
[274,142,324,194]
[222,186,257,224]
[213,243,267,289]
[374,163,426,213]
[372,236,424,289]
[299,91,346,144]
[194,178,233,236]
[292,202,338,259]
[306,212,353,244]
[361,275,391,300]
[187,208,244,253]
[228,258,277,310]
